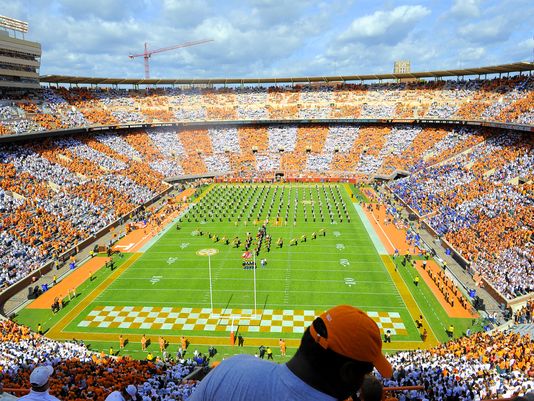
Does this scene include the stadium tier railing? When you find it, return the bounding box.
[0,118,532,144]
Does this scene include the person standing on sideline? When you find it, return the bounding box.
[447,324,454,338]
[19,366,61,401]
[189,305,392,401]
[141,334,147,351]
[237,333,244,347]
[279,339,286,357]
[384,330,392,343]
[416,315,423,329]
[266,346,273,360]
[421,328,428,342]
[258,345,266,359]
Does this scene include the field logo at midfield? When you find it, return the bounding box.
[167,257,177,265]
[197,248,219,256]
[333,231,341,237]
[150,276,162,284]
[180,243,190,249]
[336,243,345,251]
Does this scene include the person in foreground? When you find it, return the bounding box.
[19,365,61,401]
[189,305,392,401]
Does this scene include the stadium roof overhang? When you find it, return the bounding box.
[40,61,534,86]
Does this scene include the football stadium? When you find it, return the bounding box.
[0,4,533,401]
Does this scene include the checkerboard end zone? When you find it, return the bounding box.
[78,306,407,335]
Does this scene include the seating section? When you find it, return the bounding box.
[0,320,201,400]
[390,131,533,299]
[0,76,532,137]
[384,331,533,400]
[2,318,532,400]
[0,135,168,288]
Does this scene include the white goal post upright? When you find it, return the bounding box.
[196,248,218,314]
[199,247,261,322]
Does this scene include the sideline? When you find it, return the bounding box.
[380,256,439,348]
[47,253,142,338]
[27,257,108,309]
[345,183,437,347]
[354,204,388,255]
[364,204,414,255]
[343,183,387,255]
[138,204,193,253]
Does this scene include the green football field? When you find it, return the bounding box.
[110,184,397,310]
[16,183,479,360]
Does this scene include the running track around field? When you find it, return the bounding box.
[27,257,108,309]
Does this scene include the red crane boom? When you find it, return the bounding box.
[129,39,213,79]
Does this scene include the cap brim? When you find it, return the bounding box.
[373,353,393,378]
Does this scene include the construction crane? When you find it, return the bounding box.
[129,39,213,79]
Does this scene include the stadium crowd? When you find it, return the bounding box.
[1,316,532,400]
[383,331,534,400]
[390,131,533,299]
[0,76,532,136]
[0,121,531,303]
[0,319,203,400]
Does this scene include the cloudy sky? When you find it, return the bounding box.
[2,0,533,79]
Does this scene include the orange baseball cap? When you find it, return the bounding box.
[309,305,393,378]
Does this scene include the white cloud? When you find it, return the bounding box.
[458,46,486,62]
[449,0,481,19]
[161,0,212,28]
[458,18,511,44]
[338,5,431,45]
[57,0,147,21]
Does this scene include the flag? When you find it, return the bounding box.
[242,251,252,259]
